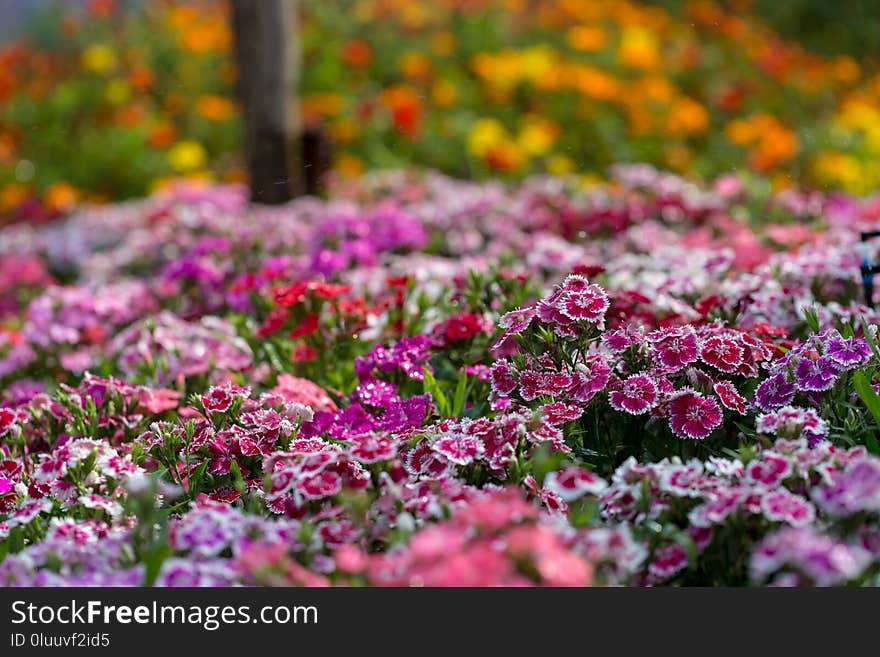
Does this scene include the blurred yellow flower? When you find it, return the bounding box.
[812,151,864,193]
[546,154,576,175]
[521,46,555,82]
[81,44,117,75]
[467,118,507,158]
[517,116,559,156]
[618,27,661,69]
[836,100,880,154]
[167,141,207,173]
[103,79,131,106]
[196,94,237,122]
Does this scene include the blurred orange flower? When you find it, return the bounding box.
[567,25,606,52]
[196,94,237,122]
[43,182,79,214]
[0,183,28,212]
[180,20,231,54]
[148,123,177,149]
[86,0,117,19]
[400,52,433,81]
[114,104,148,127]
[383,86,424,138]
[485,141,525,173]
[342,40,374,68]
[431,79,458,108]
[129,66,155,92]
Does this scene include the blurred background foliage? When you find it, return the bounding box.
[1,0,880,225]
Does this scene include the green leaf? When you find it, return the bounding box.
[451,370,468,418]
[853,370,880,455]
[229,460,246,493]
[803,306,820,333]
[423,366,450,418]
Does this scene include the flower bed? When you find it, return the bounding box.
[2,165,880,586]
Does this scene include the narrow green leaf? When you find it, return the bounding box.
[451,370,468,418]
[803,306,820,333]
[853,370,880,455]
[423,366,450,417]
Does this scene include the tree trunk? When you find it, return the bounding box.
[231,0,303,204]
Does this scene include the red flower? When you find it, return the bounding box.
[273,282,308,307]
[309,281,350,300]
[290,313,320,339]
[202,386,233,414]
[341,40,373,68]
[293,344,319,362]
[434,313,489,347]
[257,307,289,338]
[701,336,744,373]
[0,408,15,437]
[386,276,411,290]
[571,264,606,278]
[713,381,746,414]
[392,99,422,138]
[668,391,722,440]
[297,471,343,501]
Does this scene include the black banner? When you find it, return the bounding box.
[0,587,874,652]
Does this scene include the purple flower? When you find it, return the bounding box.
[751,527,871,586]
[794,356,840,392]
[355,336,433,383]
[753,373,796,412]
[813,458,880,515]
[376,394,432,432]
[755,406,828,447]
[824,335,872,369]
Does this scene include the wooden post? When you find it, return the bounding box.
[231,0,303,203]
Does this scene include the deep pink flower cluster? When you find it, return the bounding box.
[492,282,776,441]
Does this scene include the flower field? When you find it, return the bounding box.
[2,165,880,587]
[3,0,880,224]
